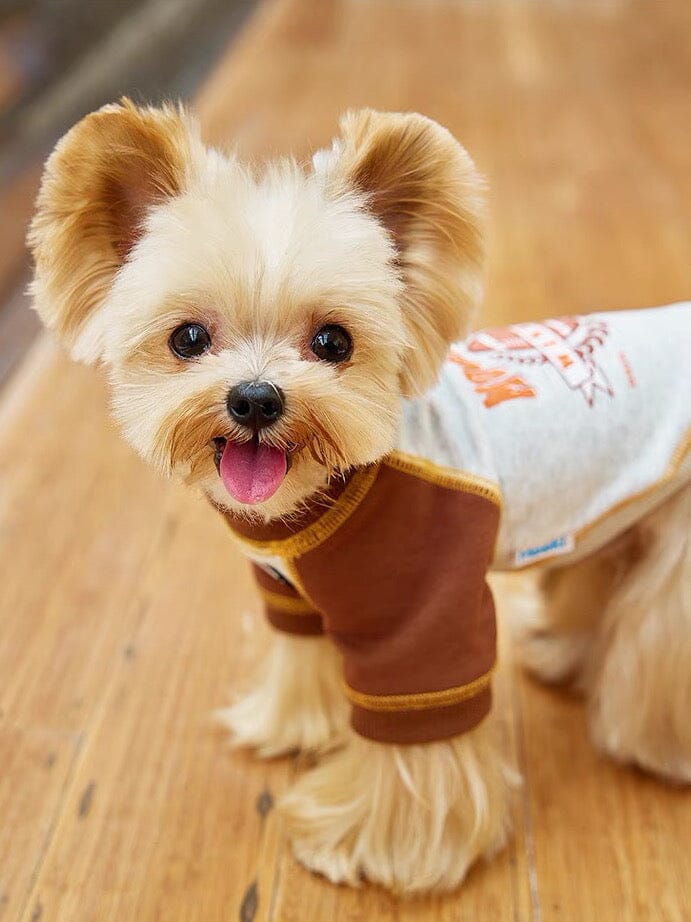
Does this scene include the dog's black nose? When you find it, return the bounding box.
[226,381,285,430]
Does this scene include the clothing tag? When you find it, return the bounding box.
[514,534,575,566]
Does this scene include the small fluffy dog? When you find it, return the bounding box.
[29,101,690,895]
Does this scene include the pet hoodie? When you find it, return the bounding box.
[215,303,691,745]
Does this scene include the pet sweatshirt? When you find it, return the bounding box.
[216,303,691,745]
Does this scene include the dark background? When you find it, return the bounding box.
[0,0,256,387]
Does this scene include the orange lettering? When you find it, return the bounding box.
[480,376,537,408]
[449,353,537,408]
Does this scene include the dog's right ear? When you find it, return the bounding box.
[28,99,198,363]
[314,110,486,397]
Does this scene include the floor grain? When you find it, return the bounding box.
[1,1,689,920]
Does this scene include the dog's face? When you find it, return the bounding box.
[29,103,485,519]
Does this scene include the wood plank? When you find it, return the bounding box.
[1,0,689,920]
[519,673,691,922]
[0,344,290,921]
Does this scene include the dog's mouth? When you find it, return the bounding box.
[211,436,289,505]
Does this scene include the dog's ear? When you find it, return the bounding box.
[317,109,485,395]
[28,99,197,363]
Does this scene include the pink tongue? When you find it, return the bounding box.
[219,440,287,505]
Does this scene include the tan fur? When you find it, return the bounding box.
[216,635,347,757]
[324,109,486,395]
[586,488,691,781]
[516,526,649,687]
[29,100,197,354]
[281,721,514,895]
[29,101,689,897]
[518,486,691,782]
[29,101,484,522]
[155,390,228,480]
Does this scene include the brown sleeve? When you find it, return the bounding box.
[251,563,324,637]
[293,462,500,744]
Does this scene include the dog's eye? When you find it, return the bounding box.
[310,325,353,363]
[169,323,211,359]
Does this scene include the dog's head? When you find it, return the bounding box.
[29,101,485,518]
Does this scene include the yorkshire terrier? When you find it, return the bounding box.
[29,101,690,894]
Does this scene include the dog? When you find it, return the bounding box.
[29,100,690,895]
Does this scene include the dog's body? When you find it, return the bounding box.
[413,303,690,573]
[29,102,691,894]
[218,302,690,753]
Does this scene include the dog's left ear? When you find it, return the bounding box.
[316,109,485,395]
[28,99,198,363]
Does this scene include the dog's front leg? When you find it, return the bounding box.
[272,472,510,892]
[218,560,347,757]
[217,632,348,758]
[280,717,513,895]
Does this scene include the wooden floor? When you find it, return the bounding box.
[2,1,690,919]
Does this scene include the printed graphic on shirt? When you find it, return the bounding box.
[447,354,537,408]
[450,316,616,408]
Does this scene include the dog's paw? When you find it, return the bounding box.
[216,635,347,758]
[501,572,591,687]
[516,625,592,687]
[589,704,691,785]
[280,725,515,894]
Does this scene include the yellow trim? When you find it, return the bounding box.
[259,588,319,616]
[231,464,380,559]
[344,667,494,713]
[512,428,691,570]
[384,451,503,508]
[230,451,501,560]
[575,427,691,542]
